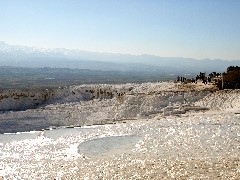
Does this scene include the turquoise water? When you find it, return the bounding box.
[78,135,141,158]
[0,126,96,143]
[43,127,94,139]
[0,131,40,143]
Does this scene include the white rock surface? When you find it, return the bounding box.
[0,82,239,179]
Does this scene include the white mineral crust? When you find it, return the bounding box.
[0,82,239,179]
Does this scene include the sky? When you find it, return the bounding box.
[1,0,240,60]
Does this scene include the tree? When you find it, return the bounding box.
[223,66,240,89]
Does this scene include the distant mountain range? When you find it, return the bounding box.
[1,41,240,76]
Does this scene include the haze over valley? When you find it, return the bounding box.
[1,1,240,179]
[1,41,240,89]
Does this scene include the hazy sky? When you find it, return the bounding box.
[1,0,240,60]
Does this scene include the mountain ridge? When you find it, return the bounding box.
[1,41,240,74]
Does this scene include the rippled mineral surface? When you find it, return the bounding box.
[0,111,239,179]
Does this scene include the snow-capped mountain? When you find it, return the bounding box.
[0,41,75,58]
[1,41,240,74]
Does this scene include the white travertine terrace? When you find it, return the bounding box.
[0,82,239,179]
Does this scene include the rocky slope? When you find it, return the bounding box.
[0,82,239,133]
